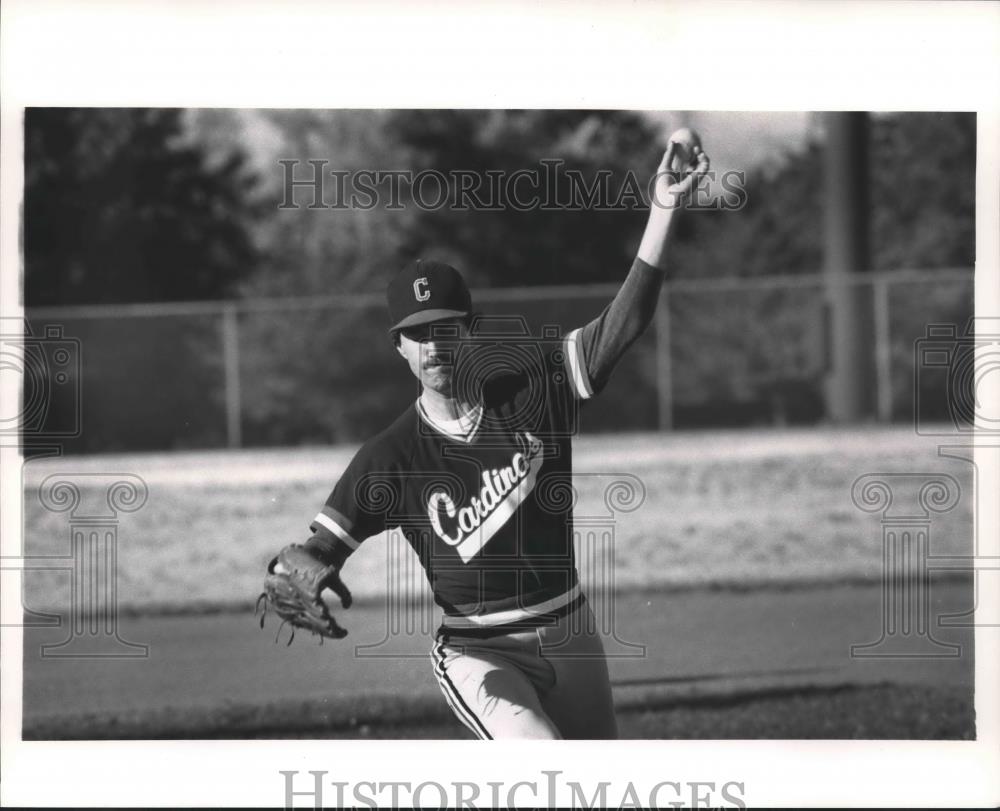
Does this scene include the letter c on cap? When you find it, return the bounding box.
[413,277,430,302]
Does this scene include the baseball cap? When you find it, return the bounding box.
[387,259,472,333]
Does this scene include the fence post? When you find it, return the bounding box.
[221,303,242,449]
[655,285,673,431]
[873,276,892,422]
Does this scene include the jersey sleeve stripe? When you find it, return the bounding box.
[312,512,361,550]
[320,504,357,536]
[564,329,594,400]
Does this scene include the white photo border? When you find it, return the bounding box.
[1,0,998,807]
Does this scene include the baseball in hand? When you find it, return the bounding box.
[667,127,702,172]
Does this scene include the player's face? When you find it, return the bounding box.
[395,318,469,396]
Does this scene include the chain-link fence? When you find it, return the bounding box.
[22,269,973,454]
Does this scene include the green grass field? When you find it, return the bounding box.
[21,425,973,614]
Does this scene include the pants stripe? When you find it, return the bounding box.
[431,641,493,740]
[431,644,487,739]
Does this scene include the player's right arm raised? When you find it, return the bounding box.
[636,133,710,269]
[567,135,710,396]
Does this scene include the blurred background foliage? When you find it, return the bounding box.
[23,110,975,451]
[25,109,975,305]
[669,112,976,279]
[24,108,262,306]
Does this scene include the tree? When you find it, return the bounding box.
[670,112,976,279]
[227,110,422,444]
[24,108,261,306]
[384,109,660,288]
[234,110,666,444]
[664,112,975,425]
[870,112,976,270]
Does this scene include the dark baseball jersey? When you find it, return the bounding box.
[308,257,664,632]
[311,327,593,629]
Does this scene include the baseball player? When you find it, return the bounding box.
[259,136,710,739]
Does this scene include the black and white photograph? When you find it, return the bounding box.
[2,1,998,808]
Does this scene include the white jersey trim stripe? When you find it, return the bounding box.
[313,512,360,550]
[564,329,594,400]
[440,583,582,628]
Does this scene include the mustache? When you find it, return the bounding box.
[423,349,455,365]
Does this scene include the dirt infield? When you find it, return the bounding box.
[22,580,974,740]
[270,683,975,740]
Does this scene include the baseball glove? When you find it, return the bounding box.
[256,544,352,644]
